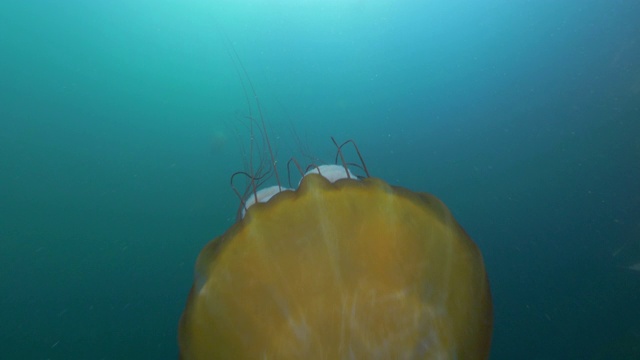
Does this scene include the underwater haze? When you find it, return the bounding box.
[1,0,639,359]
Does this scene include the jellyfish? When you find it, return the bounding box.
[178,42,492,359]
[179,151,492,359]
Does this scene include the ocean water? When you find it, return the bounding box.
[1,0,639,359]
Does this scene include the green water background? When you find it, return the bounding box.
[1,1,639,358]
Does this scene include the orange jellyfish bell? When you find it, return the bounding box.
[179,165,493,359]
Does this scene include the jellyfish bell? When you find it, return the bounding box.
[179,151,493,359]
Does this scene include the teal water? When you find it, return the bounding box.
[1,1,639,359]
